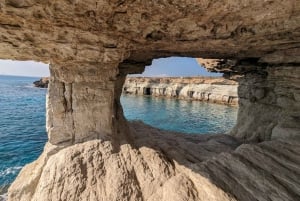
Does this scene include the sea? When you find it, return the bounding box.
[0,75,238,199]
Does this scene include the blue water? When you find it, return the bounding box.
[0,75,238,196]
[121,95,237,134]
[0,75,48,196]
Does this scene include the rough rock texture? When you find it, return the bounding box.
[33,77,49,88]
[8,122,300,201]
[46,64,129,145]
[1,0,299,62]
[123,77,238,105]
[1,0,299,200]
[0,0,299,142]
[231,67,300,141]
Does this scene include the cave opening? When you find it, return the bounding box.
[143,87,151,95]
[120,57,239,135]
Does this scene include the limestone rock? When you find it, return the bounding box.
[1,0,300,200]
[8,122,300,201]
[0,0,298,142]
[231,66,300,141]
[123,77,238,105]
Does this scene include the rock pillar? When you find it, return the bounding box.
[46,63,129,145]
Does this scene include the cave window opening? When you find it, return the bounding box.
[0,59,49,192]
[120,57,238,135]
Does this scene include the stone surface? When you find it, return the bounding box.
[8,122,300,201]
[1,0,300,200]
[0,0,299,63]
[123,77,238,105]
[0,0,298,142]
[46,64,128,146]
[231,66,300,141]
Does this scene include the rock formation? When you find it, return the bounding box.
[232,67,300,141]
[8,122,300,201]
[34,76,238,105]
[0,0,299,200]
[33,77,49,88]
[123,77,238,105]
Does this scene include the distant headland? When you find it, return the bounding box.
[33,77,49,88]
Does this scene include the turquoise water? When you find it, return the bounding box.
[0,75,238,196]
[0,75,47,196]
[122,95,237,134]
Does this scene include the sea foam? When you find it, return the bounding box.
[0,166,23,178]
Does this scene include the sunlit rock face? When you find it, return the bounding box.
[123,77,238,105]
[1,0,300,201]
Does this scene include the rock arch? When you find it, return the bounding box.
[1,0,299,200]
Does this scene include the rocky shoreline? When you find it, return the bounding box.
[33,77,49,88]
[123,76,238,106]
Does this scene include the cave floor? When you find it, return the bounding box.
[9,121,300,201]
[130,121,300,201]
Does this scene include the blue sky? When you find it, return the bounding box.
[135,57,221,77]
[0,57,221,77]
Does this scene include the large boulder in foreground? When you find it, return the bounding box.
[8,122,300,201]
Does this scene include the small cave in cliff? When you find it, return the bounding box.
[143,87,151,95]
[0,60,49,192]
[120,57,239,135]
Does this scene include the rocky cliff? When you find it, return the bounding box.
[1,0,299,201]
[33,77,49,88]
[33,76,238,105]
[124,77,238,105]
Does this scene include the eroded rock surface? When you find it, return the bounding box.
[1,0,300,200]
[8,122,300,201]
[0,0,299,142]
[1,0,299,63]
[231,66,300,141]
[123,77,238,105]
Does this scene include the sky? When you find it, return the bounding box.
[133,57,221,77]
[0,57,221,77]
[0,60,50,77]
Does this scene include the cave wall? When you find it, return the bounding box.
[231,66,300,141]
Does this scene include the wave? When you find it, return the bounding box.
[0,166,22,201]
[0,193,7,201]
[0,166,23,178]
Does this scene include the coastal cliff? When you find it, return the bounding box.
[33,77,49,88]
[1,0,299,201]
[123,77,238,105]
[34,76,239,105]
